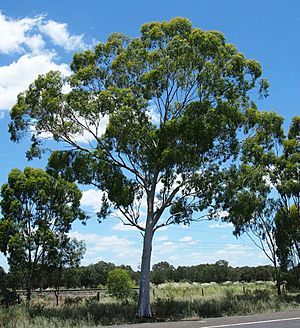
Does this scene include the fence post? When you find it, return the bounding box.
[97,291,100,302]
[243,286,245,294]
[202,288,204,297]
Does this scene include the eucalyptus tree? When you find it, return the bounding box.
[0,167,85,300]
[275,206,300,272]
[9,18,268,316]
[275,117,300,269]
[44,235,86,291]
[219,115,300,295]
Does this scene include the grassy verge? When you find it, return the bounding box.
[1,284,300,327]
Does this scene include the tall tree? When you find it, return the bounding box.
[0,167,85,300]
[151,261,175,284]
[43,235,86,291]
[276,205,300,271]
[275,117,300,270]
[9,18,268,316]
[219,114,300,295]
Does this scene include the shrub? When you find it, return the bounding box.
[64,296,83,306]
[107,268,135,303]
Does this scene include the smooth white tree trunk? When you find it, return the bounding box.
[137,227,154,317]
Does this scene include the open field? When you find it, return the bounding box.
[151,281,275,301]
[16,281,276,306]
[1,282,300,327]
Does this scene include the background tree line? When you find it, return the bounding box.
[0,259,281,291]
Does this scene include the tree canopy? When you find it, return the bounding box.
[218,112,300,294]
[0,167,86,299]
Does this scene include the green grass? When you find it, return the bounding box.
[1,282,300,327]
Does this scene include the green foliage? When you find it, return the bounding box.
[152,261,273,284]
[0,167,86,299]
[107,268,135,302]
[216,112,300,294]
[151,261,175,284]
[9,17,267,228]
[43,237,86,291]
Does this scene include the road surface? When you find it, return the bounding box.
[106,310,300,328]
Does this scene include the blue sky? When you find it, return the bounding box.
[0,0,299,272]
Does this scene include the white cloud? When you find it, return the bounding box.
[146,104,160,125]
[0,54,70,110]
[70,115,109,144]
[210,210,230,219]
[112,221,144,231]
[153,241,177,256]
[156,235,169,241]
[81,189,104,211]
[70,231,135,249]
[0,13,41,54]
[26,34,45,54]
[39,20,85,51]
[0,13,88,111]
[0,13,86,55]
[179,236,193,242]
[154,242,267,268]
[208,222,234,229]
[214,243,256,266]
[68,231,141,268]
[163,241,175,246]
[65,230,270,270]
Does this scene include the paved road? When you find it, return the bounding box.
[106,310,300,328]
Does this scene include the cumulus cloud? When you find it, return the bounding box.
[70,115,109,144]
[26,34,45,54]
[151,241,267,268]
[0,12,85,55]
[179,236,193,242]
[81,189,104,211]
[69,231,135,251]
[214,243,256,266]
[68,231,141,267]
[66,230,268,269]
[0,12,41,54]
[0,54,70,110]
[0,12,87,112]
[39,20,85,51]
[146,104,161,125]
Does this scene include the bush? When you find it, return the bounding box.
[107,268,135,303]
[64,296,83,306]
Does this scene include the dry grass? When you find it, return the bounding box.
[151,281,275,301]
[1,281,299,328]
